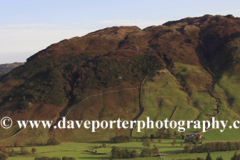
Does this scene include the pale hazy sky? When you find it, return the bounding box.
[1,0,240,64]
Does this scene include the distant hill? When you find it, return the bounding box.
[0,62,24,79]
[0,14,240,143]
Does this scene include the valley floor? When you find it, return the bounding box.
[6,129,240,160]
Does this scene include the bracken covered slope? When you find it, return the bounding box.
[0,14,240,143]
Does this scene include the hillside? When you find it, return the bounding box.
[0,14,240,143]
[0,73,3,79]
[0,62,24,79]
[0,62,24,73]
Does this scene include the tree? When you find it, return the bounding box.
[173,139,176,143]
[124,149,131,158]
[130,150,138,158]
[111,146,138,159]
[21,146,29,155]
[51,157,61,160]
[140,148,152,157]
[9,148,15,156]
[0,151,8,160]
[142,138,151,147]
[153,147,159,154]
[14,142,19,147]
[231,152,238,160]
[182,134,186,140]
[174,131,178,136]
[206,152,212,160]
[216,155,223,160]
[20,100,30,110]
[111,146,120,159]
[167,128,173,138]
[31,148,37,154]
[47,137,60,145]
[110,135,129,143]
[184,145,190,153]
[157,128,165,138]
[102,143,106,148]
[196,134,201,142]
[150,134,154,141]
[0,146,6,152]
[62,157,69,160]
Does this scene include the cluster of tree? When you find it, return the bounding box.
[156,128,177,139]
[231,152,240,160]
[206,152,212,160]
[150,133,177,141]
[216,156,224,160]
[47,137,60,145]
[1,56,70,107]
[206,152,223,160]
[35,157,76,160]
[140,147,159,157]
[19,100,30,110]
[0,151,8,160]
[94,143,107,149]
[142,138,151,147]
[0,145,37,159]
[20,146,30,155]
[110,135,130,143]
[173,152,223,160]
[0,144,75,160]
[185,142,240,153]
[25,142,37,147]
[1,44,165,108]
[81,54,164,89]
[111,146,138,159]
[173,158,205,160]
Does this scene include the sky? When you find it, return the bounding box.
[1,0,240,64]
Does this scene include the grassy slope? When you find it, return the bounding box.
[213,73,240,124]
[133,56,240,137]
[133,67,213,137]
[210,34,240,123]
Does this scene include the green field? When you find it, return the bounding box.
[7,139,184,160]
[166,151,240,160]
[4,128,240,160]
[203,128,240,142]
